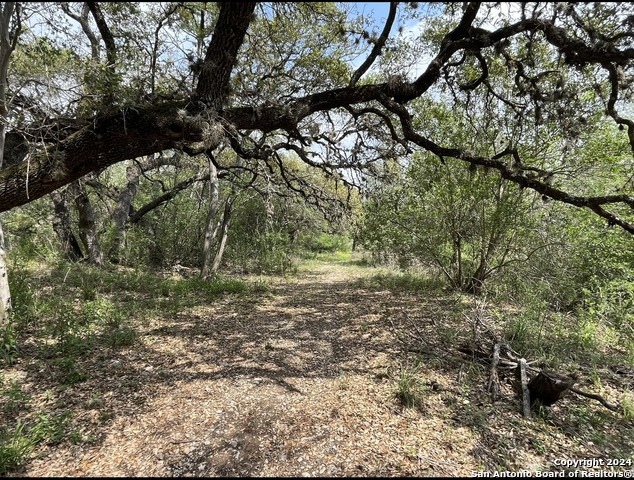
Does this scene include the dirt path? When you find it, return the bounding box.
[13,259,632,477]
[15,260,482,477]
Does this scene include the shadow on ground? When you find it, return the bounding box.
[4,261,633,476]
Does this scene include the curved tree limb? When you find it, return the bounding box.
[129,171,209,224]
[378,94,634,234]
[349,2,398,87]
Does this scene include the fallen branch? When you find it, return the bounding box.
[570,386,620,412]
[519,358,532,419]
[390,316,623,415]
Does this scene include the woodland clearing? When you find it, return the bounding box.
[1,254,633,477]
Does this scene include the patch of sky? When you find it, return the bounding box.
[341,2,443,81]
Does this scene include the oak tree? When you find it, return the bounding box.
[1,1,634,238]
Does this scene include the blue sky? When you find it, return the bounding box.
[349,2,415,35]
[342,2,430,78]
[354,2,392,21]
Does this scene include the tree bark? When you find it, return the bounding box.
[0,118,10,325]
[128,172,207,225]
[465,230,501,295]
[519,358,532,419]
[0,211,10,327]
[487,342,501,400]
[50,189,84,262]
[194,2,256,110]
[1,3,634,239]
[71,182,104,266]
[210,196,234,275]
[200,157,220,278]
[0,2,19,326]
[109,164,141,263]
[110,154,182,263]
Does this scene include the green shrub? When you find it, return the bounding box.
[0,421,34,475]
[7,265,37,328]
[29,411,70,445]
[105,326,136,349]
[0,325,19,366]
[622,392,634,420]
[53,357,88,385]
[300,233,350,254]
[82,297,124,328]
[228,230,296,275]
[581,278,634,342]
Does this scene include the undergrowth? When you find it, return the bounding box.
[0,259,272,474]
[2,254,633,475]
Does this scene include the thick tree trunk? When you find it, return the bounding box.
[0,2,19,325]
[71,182,104,266]
[50,189,84,262]
[109,164,141,263]
[194,2,256,109]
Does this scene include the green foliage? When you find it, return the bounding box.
[0,377,30,415]
[0,325,19,366]
[112,224,163,269]
[622,392,634,420]
[581,278,634,342]
[141,194,206,268]
[82,298,124,328]
[354,270,445,294]
[227,196,300,275]
[54,261,164,294]
[394,362,427,410]
[53,357,88,385]
[7,262,38,330]
[0,421,34,475]
[45,302,93,357]
[0,382,72,474]
[104,326,137,349]
[4,201,57,262]
[503,297,550,358]
[299,232,351,255]
[252,231,297,275]
[361,153,538,294]
[29,411,70,446]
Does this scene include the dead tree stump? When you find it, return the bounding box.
[527,370,577,406]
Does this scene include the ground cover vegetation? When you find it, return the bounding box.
[0,1,633,475]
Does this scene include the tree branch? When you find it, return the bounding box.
[349,2,398,87]
[86,2,117,65]
[194,2,256,110]
[129,172,208,224]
